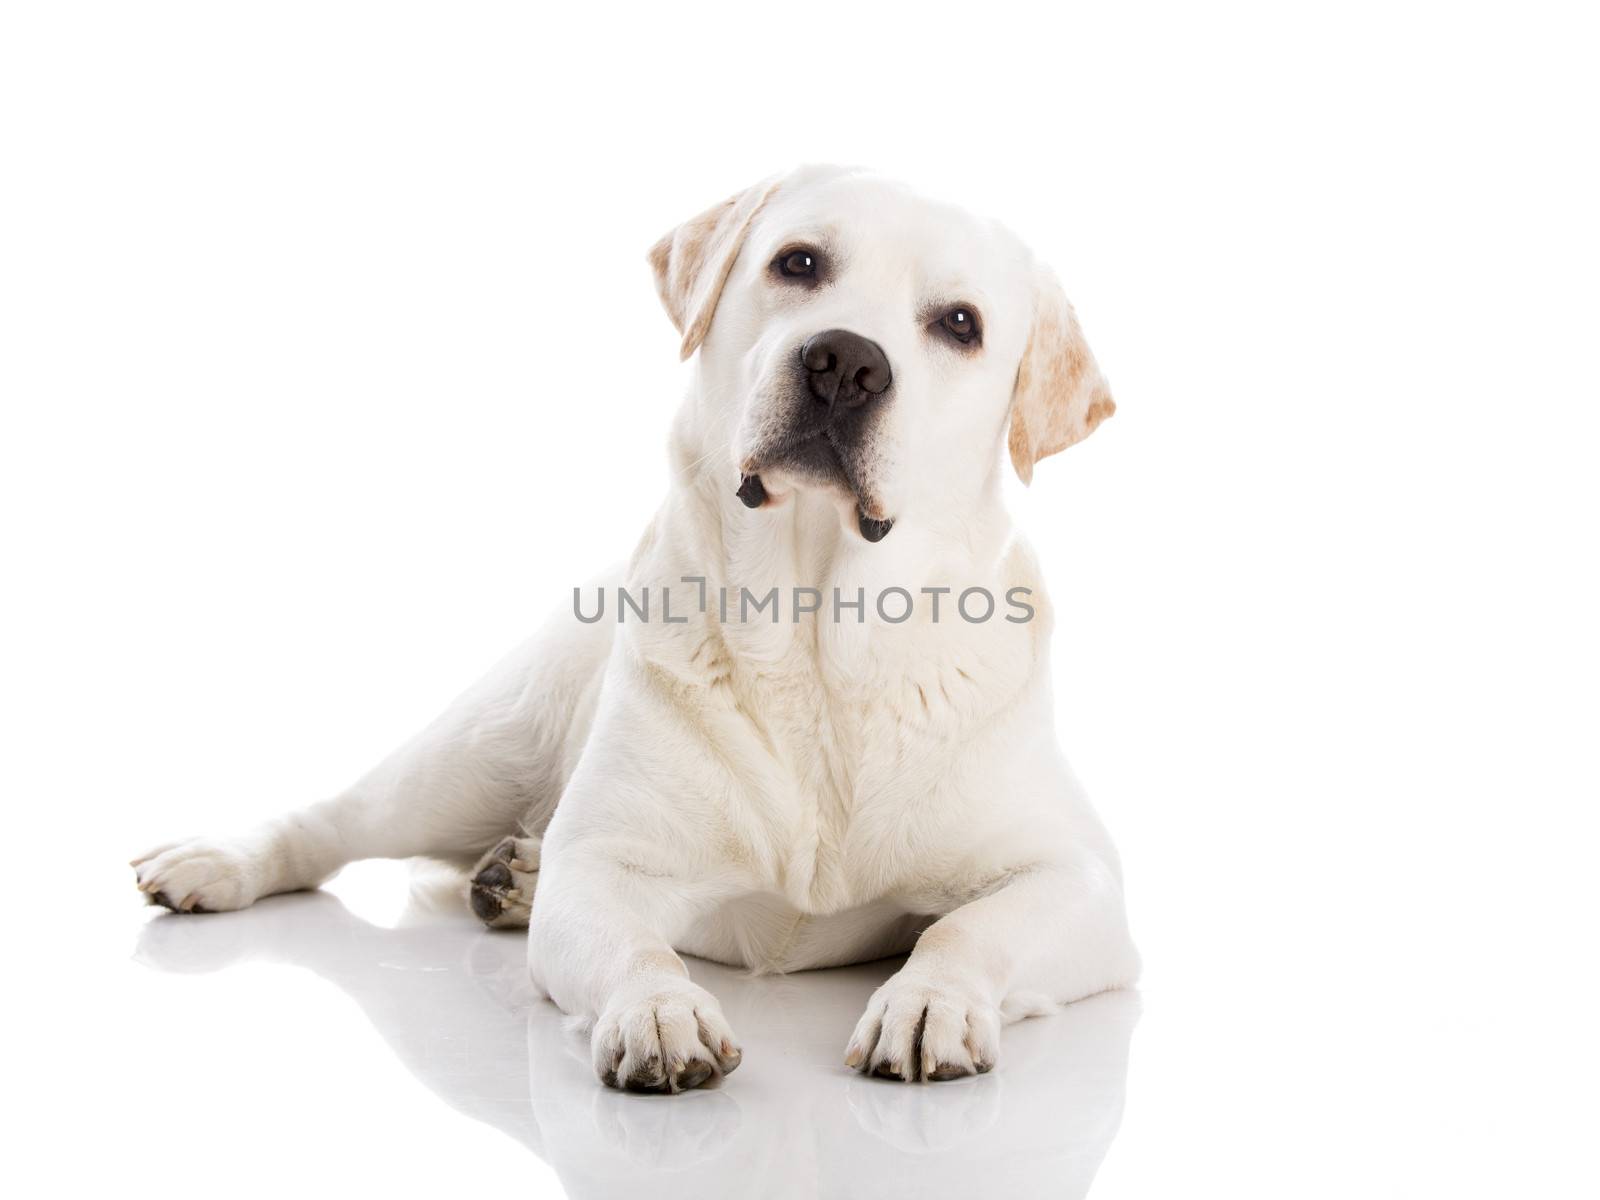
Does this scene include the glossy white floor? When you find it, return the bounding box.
[39,851,1587,1200]
[113,864,1137,1199]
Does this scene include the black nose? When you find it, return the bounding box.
[800,329,892,410]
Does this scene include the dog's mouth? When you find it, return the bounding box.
[737,433,893,543]
[738,471,894,542]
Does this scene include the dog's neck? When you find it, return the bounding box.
[621,378,1038,695]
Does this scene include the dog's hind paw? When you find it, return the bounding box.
[131,836,268,914]
[469,835,540,929]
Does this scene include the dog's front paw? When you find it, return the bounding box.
[130,837,269,913]
[845,970,1001,1082]
[592,978,742,1094]
[469,835,540,929]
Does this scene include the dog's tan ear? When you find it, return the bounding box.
[648,177,782,361]
[1007,264,1116,483]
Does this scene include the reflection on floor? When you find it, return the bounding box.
[135,875,1137,1200]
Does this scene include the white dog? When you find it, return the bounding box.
[133,166,1140,1092]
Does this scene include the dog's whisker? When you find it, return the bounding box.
[676,436,737,484]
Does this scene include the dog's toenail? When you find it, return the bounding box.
[675,1061,713,1090]
[624,1055,667,1092]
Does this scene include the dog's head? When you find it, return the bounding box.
[650,166,1114,543]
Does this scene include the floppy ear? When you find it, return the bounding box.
[648,176,782,361]
[1007,264,1116,483]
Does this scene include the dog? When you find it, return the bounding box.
[132,165,1140,1093]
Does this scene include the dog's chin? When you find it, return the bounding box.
[735,464,895,544]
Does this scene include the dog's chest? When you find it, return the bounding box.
[717,627,1019,914]
[628,554,1044,912]
[747,686,921,912]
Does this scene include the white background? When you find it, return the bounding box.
[3,2,1597,1196]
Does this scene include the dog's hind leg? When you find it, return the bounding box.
[134,613,614,915]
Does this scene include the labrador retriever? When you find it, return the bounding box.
[133,165,1141,1092]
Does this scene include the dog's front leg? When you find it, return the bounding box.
[528,844,744,1094]
[846,857,1141,1082]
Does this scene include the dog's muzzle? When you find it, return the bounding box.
[738,329,896,542]
[736,473,895,542]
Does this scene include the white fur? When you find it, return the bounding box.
[134,166,1140,1090]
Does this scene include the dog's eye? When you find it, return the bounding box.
[775,248,819,279]
[938,308,981,346]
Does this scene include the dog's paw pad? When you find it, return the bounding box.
[469,835,540,929]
